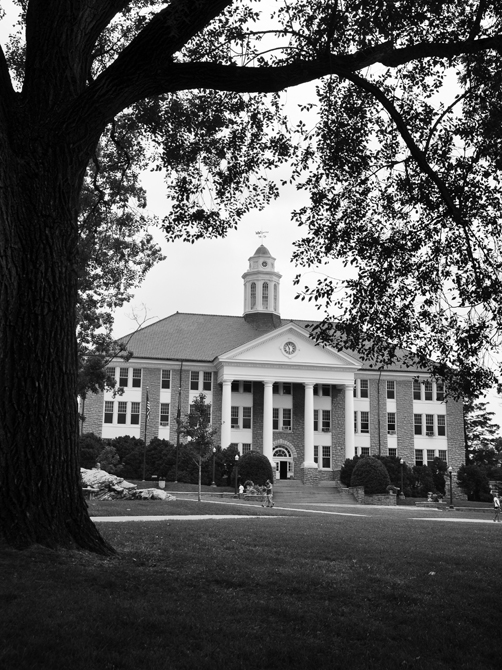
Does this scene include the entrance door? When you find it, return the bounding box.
[279,460,288,479]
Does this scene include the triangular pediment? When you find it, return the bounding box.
[218,323,360,370]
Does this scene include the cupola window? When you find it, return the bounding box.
[262,282,269,309]
[250,282,256,309]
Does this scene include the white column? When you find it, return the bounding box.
[345,383,355,460]
[263,381,274,464]
[221,379,232,449]
[303,382,316,467]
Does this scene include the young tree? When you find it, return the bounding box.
[178,393,217,502]
[464,399,502,465]
[2,1,502,553]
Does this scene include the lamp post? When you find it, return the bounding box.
[234,453,240,497]
[400,459,404,500]
[448,466,454,508]
[211,447,217,487]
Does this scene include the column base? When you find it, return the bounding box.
[301,463,319,486]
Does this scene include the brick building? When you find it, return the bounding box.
[83,244,465,483]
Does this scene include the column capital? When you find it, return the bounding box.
[303,382,315,388]
[263,380,274,387]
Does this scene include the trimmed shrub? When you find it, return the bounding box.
[236,451,273,486]
[97,445,122,475]
[340,456,361,487]
[350,456,390,494]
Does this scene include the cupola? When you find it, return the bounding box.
[242,244,282,329]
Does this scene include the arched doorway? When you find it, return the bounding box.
[273,445,294,480]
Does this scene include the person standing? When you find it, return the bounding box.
[493,492,501,522]
[265,479,274,508]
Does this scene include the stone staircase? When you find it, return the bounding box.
[270,479,358,504]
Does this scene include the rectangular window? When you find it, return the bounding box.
[427,449,435,465]
[387,412,396,433]
[160,403,170,425]
[414,414,423,435]
[321,410,331,432]
[360,380,369,398]
[322,446,331,469]
[424,380,433,401]
[203,371,212,391]
[190,371,199,391]
[132,368,142,388]
[242,407,252,429]
[436,382,445,402]
[354,411,358,433]
[313,384,319,396]
[161,370,171,389]
[117,401,127,424]
[242,443,252,454]
[386,381,395,399]
[282,383,292,395]
[415,450,424,466]
[438,450,447,461]
[282,408,292,430]
[321,384,331,397]
[105,366,115,380]
[119,367,129,387]
[231,406,239,428]
[243,381,252,394]
[231,380,239,392]
[437,415,446,436]
[388,447,397,458]
[413,380,421,400]
[360,411,369,433]
[426,414,434,435]
[361,447,370,456]
[313,409,319,432]
[273,408,279,430]
[104,401,114,423]
[313,445,319,464]
[131,402,140,425]
[272,383,279,395]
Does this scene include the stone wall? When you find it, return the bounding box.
[369,377,388,455]
[83,392,104,436]
[396,379,415,464]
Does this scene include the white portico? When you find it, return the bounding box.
[215,322,359,480]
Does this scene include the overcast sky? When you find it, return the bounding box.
[2,2,501,427]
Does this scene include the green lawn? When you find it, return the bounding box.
[1,501,500,670]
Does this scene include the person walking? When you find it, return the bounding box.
[493,492,501,522]
[265,479,274,508]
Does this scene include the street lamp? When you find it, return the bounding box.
[448,466,454,508]
[400,459,404,500]
[211,447,217,487]
[234,453,240,497]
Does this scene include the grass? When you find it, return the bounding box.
[1,499,501,670]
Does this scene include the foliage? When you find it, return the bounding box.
[78,433,104,469]
[236,451,273,486]
[457,463,492,501]
[464,399,502,465]
[96,446,122,475]
[340,456,361,487]
[409,465,437,498]
[350,456,390,494]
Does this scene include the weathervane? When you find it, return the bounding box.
[256,230,269,240]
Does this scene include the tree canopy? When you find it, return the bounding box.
[2,0,502,552]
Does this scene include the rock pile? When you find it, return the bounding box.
[80,467,176,501]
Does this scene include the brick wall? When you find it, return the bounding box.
[446,396,467,498]
[143,367,161,443]
[252,382,264,452]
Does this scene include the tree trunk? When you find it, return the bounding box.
[0,134,114,554]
